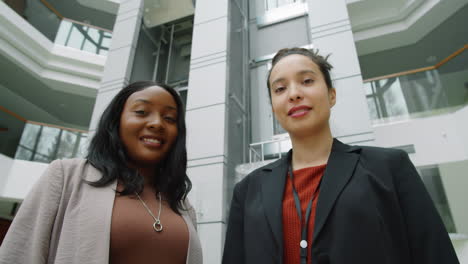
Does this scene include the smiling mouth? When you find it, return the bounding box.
[141,137,164,147]
[143,138,161,144]
[288,105,312,117]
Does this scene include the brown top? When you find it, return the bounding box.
[282,164,326,264]
[110,190,189,264]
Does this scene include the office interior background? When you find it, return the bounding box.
[0,0,467,262]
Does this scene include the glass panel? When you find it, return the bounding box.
[66,24,86,50]
[35,126,60,158]
[364,50,468,123]
[379,78,409,118]
[265,0,298,10]
[55,20,73,45]
[18,123,40,149]
[366,97,379,120]
[76,134,88,158]
[14,146,33,161]
[56,130,78,159]
[54,20,112,56]
[32,153,52,163]
[82,39,98,54]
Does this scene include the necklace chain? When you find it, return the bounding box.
[135,191,163,232]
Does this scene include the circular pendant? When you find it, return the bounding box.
[153,220,163,232]
[300,240,308,248]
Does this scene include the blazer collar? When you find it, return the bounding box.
[312,139,361,243]
[260,155,289,261]
[259,139,361,253]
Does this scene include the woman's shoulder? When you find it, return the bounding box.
[46,158,101,184]
[357,145,406,162]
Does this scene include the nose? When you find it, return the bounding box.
[288,83,303,102]
[147,115,164,131]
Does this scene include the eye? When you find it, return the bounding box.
[164,116,177,123]
[134,110,146,115]
[303,78,314,85]
[274,86,286,93]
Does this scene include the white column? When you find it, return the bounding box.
[306,0,374,145]
[89,0,144,133]
[186,0,229,263]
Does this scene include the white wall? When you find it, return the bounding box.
[0,157,48,200]
[452,237,468,264]
[373,106,468,166]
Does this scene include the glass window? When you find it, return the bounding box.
[18,123,40,149]
[56,130,78,159]
[35,126,60,159]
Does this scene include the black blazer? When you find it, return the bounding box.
[222,139,459,264]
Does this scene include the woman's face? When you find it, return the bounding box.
[269,54,336,137]
[119,86,178,167]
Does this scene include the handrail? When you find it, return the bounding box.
[0,105,88,134]
[39,0,63,19]
[363,44,468,83]
[63,18,113,33]
[39,0,113,33]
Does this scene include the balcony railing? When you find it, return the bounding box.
[3,0,112,56]
[363,45,468,124]
[0,106,88,163]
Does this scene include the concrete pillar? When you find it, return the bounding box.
[306,0,374,144]
[89,0,144,133]
[185,0,229,263]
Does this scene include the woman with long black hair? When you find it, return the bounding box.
[222,48,459,264]
[0,81,202,264]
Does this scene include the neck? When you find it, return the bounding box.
[290,126,333,170]
[130,165,157,190]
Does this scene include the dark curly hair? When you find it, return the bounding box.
[86,81,191,213]
[267,47,334,98]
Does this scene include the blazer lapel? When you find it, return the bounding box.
[260,155,289,260]
[79,163,117,263]
[312,139,361,244]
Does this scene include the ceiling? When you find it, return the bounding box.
[355,2,468,79]
[348,0,468,56]
[0,52,96,130]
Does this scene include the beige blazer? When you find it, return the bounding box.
[0,159,203,264]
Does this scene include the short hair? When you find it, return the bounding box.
[86,81,191,213]
[266,47,334,98]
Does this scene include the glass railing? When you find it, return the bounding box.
[15,122,88,163]
[363,45,468,124]
[3,0,112,56]
[55,18,111,56]
[265,0,300,10]
[0,106,88,163]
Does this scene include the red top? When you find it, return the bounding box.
[282,164,326,264]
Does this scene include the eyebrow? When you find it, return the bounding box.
[270,70,317,88]
[298,70,317,76]
[271,78,285,88]
[133,99,177,111]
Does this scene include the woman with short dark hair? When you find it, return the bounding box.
[222,48,458,264]
[0,81,203,264]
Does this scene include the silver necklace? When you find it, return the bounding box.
[135,192,163,232]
